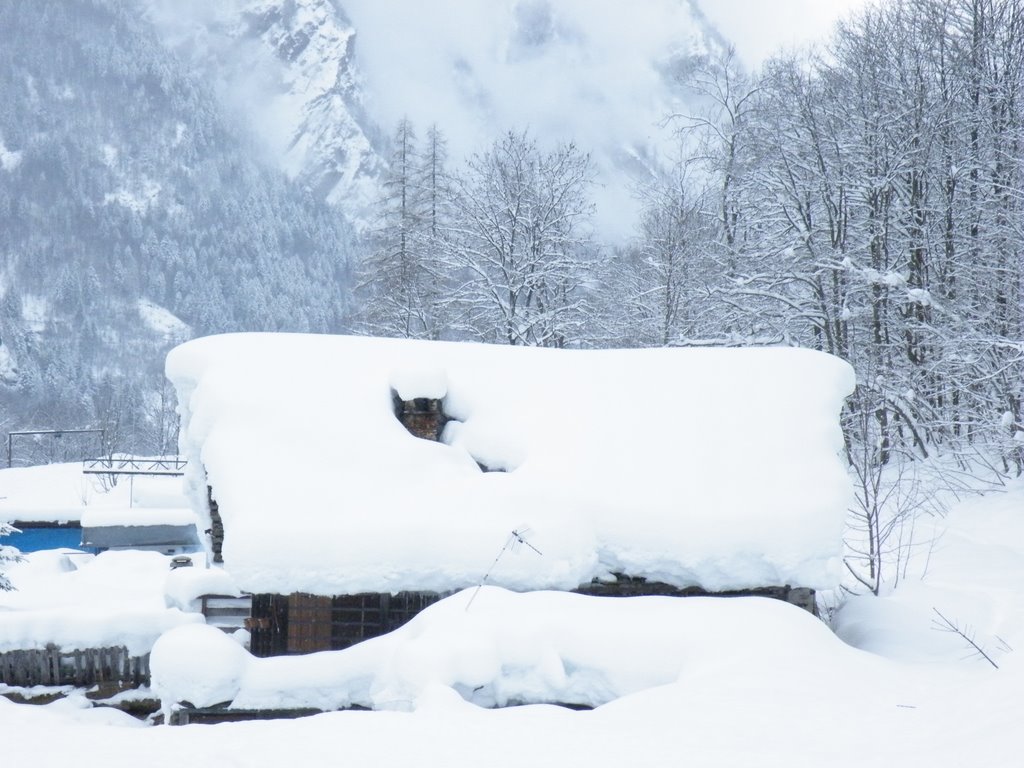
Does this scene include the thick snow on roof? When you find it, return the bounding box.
[167,334,855,596]
[79,507,198,528]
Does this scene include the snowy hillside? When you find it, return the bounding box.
[0,0,356,449]
[138,0,386,230]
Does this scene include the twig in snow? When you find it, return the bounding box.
[931,607,999,669]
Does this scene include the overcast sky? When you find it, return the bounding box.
[698,0,870,67]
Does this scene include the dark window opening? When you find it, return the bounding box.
[390,389,507,472]
[248,591,443,656]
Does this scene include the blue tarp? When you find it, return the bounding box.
[0,526,82,552]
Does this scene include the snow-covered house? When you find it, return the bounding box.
[166,334,855,656]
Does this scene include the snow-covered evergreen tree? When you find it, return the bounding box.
[0,522,20,591]
[0,0,357,455]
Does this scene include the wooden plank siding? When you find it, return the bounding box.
[207,485,224,563]
[0,646,150,687]
[286,593,333,653]
[575,578,818,615]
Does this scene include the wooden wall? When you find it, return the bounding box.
[248,591,442,657]
[0,646,150,687]
[575,578,818,615]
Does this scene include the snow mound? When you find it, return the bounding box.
[150,587,862,714]
[80,507,197,528]
[0,550,202,654]
[164,566,242,612]
[834,478,1024,667]
[130,474,189,508]
[151,624,248,709]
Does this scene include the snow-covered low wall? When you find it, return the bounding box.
[151,587,843,715]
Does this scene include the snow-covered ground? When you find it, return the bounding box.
[0,464,201,652]
[0,462,188,524]
[0,549,201,654]
[1,469,1021,766]
[0,463,132,523]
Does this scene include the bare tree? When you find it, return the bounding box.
[601,158,716,347]
[443,130,596,347]
[640,0,1024,594]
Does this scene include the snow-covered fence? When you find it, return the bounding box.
[0,645,149,687]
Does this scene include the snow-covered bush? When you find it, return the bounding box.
[0,521,22,591]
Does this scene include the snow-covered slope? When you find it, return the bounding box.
[139,0,385,230]
[0,0,355,446]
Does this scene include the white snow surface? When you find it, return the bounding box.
[130,473,191,509]
[0,463,130,523]
[0,464,188,523]
[834,479,1024,666]
[167,333,855,596]
[137,299,191,342]
[0,341,17,383]
[0,134,22,171]
[151,624,249,709]
[150,587,849,713]
[80,507,198,528]
[0,550,201,654]
[163,566,241,613]
[0,466,201,654]
[2,476,1024,767]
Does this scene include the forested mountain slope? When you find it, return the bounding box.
[137,0,386,230]
[0,0,356,453]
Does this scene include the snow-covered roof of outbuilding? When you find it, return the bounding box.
[166,334,855,597]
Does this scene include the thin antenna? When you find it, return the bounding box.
[466,527,543,611]
[510,527,542,556]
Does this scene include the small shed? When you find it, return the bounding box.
[79,508,201,556]
[166,334,855,656]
